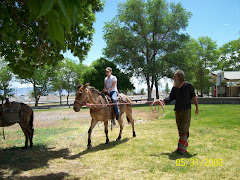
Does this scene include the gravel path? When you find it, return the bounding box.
[34,109,91,122]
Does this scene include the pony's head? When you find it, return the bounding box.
[73,83,89,112]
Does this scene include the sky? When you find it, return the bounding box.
[64,0,240,64]
[62,0,240,92]
[13,0,240,91]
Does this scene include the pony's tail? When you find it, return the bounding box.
[29,110,34,130]
[126,116,130,123]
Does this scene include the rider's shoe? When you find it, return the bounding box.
[116,114,119,120]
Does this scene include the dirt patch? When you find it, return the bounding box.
[2,107,164,130]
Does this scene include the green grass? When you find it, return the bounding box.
[0,104,239,179]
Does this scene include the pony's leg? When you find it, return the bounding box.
[126,106,136,137]
[116,114,124,141]
[21,115,34,148]
[23,122,34,148]
[104,121,109,144]
[20,124,29,149]
[28,127,34,148]
[87,119,98,148]
[29,111,34,148]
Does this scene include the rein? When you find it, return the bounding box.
[74,89,107,112]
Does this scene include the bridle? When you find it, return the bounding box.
[74,90,89,106]
[74,88,107,111]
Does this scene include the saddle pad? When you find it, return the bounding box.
[117,93,127,103]
[100,92,128,104]
[0,102,21,127]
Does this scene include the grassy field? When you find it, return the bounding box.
[0,104,239,179]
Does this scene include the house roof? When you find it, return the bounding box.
[211,71,240,82]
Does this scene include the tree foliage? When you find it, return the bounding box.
[103,0,191,100]
[20,65,53,106]
[82,58,134,93]
[0,0,103,78]
[27,0,103,47]
[50,64,65,105]
[165,83,169,94]
[51,58,85,105]
[218,38,240,71]
[176,37,219,96]
[0,59,13,103]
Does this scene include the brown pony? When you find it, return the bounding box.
[73,83,136,148]
[0,100,34,150]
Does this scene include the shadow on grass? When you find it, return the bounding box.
[0,172,69,180]
[66,138,130,160]
[0,144,70,178]
[150,150,197,160]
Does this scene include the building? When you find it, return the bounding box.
[210,71,240,97]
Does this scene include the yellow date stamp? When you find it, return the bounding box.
[176,158,223,167]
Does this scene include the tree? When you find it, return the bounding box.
[165,83,169,94]
[82,58,134,93]
[0,59,13,103]
[218,38,240,71]
[20,66,53,106]
[51,58,85,106]
[140,88,145,95]
[0,0,103,78]
[51,64,65,105]
[176,37,219,96]
[103,0,191,100]
[62,59,85,106]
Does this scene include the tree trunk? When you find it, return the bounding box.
[146,75,152,101]
[59,91,62,105]
[33,81,39,107]
[200,85,203,97]
[67,91,70,108]
[155,79,159,99]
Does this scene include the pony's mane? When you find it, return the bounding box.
[88,86,101,95]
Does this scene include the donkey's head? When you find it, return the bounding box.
[73,83,89,112]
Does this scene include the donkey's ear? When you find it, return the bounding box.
[83,83,89,89]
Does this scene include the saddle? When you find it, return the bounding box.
[100,92,128,120]
[0,101,22,127]
[101,92,127,105]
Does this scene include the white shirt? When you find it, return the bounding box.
[104,75,118,92]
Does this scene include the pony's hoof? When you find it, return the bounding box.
[116,138,121,141]
[87,145,92,149]
[22,146,27,150]
[105,138,109,144]
[133,132,136,137]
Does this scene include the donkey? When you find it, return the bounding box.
[0,100,34,151]
[73,83,136,148]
